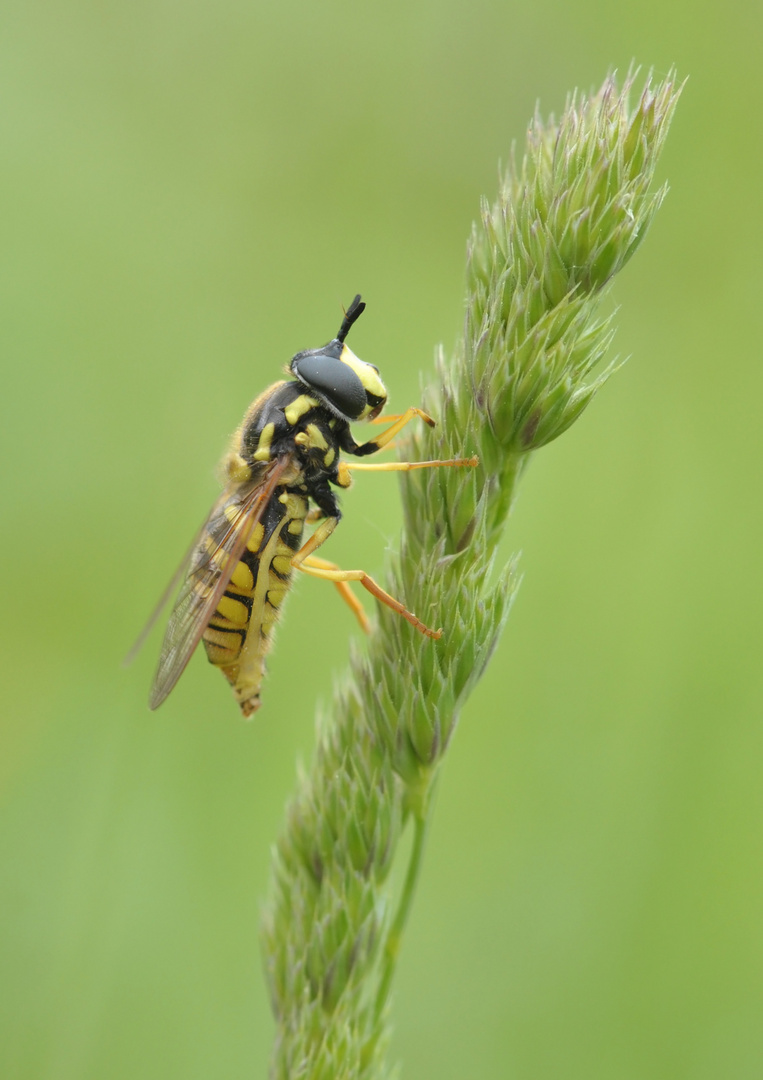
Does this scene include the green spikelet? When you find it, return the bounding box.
[262,68,683,1080]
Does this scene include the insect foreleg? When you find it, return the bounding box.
[348,406,436,456]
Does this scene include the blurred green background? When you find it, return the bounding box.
[1,1,760,1078]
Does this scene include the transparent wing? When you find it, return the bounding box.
[146,457,289,710]
[123,489,232,670]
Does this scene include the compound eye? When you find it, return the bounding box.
[292,353,366,420]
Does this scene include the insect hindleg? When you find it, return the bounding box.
[297,560,442,640]
[300,555,371,633]
[291,519,442,640]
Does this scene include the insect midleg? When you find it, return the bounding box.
[333,455,478,487]
[344,455,479,474]
[291,517,442,640]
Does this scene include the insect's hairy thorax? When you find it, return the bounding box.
[239,380,347,492]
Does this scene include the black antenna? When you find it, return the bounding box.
[336,294,366,343]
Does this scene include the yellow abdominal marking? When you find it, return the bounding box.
[267,585,288,607]
[271,554,292,576]
[229,560,254,591]
[205,488,309,717]
[216,594,249,626]
[204,627,239,658]
[246,522,265,553]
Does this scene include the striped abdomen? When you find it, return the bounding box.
[202,489,308,716]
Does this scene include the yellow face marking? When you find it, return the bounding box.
[323,447,335,467]
[253,422,275,462]
[216,595,249,627]
[285,394,319,426]
[340,344,387,404]
[305,423,328,451]
[230,560,254,592]
[246,522,265,553]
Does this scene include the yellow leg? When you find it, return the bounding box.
[298,561,442,640]
[301,555,371,633]
[356,406,436,453]
[365,410,402,423]
[336,455,478,486]
[346,456,479,473]
[291,518,442,639]
[292,516,339,563]
[290,448,478,638]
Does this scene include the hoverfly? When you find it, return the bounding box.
[130,296,478,717]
